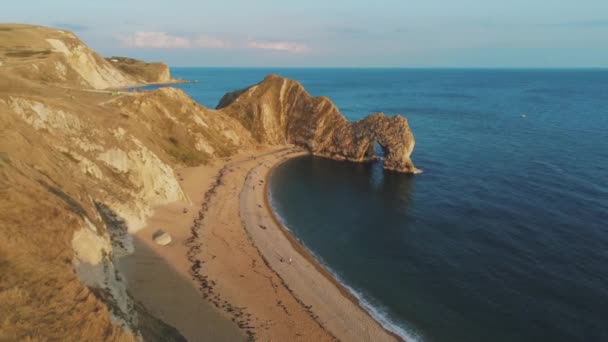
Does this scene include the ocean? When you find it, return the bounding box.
[146,68,608,342]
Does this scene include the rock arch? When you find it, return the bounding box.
[317,113,419,173]
[217,75,420,174]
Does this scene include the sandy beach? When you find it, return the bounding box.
[119,145,399,341]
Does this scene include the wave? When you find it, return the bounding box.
[268,190,423,342]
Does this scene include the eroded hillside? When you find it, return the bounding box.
[0,24,251,341]
[106,57,177,84]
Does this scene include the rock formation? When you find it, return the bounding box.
[218,74,419,173]
[153,230,172,246]
[1,24,142,89]
[106,56,176,84]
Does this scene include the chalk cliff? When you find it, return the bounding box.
[0,24,252,341]
[1,24,137,89]
[106,57,176,84]
[218,74,418,173]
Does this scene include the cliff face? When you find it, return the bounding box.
[0,86,252,340]
[0,89,219,341]
[217,74,418,173]
[106,57,175,84]
[1,24,137,89]
[0,24,253,341]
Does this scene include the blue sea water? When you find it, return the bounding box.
[150,68,608,341]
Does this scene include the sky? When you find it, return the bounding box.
[3,0,608,67]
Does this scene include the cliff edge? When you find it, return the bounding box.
[0,24,165,89]
[106,56,176,84]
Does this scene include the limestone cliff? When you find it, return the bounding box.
[0,24,252,341]
[218,74,419,173]
[106,57,176,84]
[1,24,138,89]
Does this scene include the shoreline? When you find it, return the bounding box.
[240,149,400,341]
[262,156,408,342]
[262,156,407,341]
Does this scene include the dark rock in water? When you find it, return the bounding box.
[217,74,419,173]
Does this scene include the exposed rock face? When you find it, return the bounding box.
[106,56,175,84]
[110,87,251,165]
[71,217,138,336]
[0,24,256,341]
[0,24,169,89]
[218,74,418,173]
[0,89,202,340]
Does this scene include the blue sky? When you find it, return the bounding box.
[3,0,608,67]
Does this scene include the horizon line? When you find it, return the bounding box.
[169,65,608,70]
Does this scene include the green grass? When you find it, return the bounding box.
[165,140,209,167]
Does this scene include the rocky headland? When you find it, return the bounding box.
[106,56,179,85]
[218,74,418,173]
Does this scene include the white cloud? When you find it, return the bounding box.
[119,32,310,53]
[247,40,310,53]
[120,31,191,49]
[194,34,233,49]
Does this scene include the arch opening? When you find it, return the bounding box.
[365,140,389,161]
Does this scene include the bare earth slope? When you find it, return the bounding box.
[106,57,177,85]
[0,24,251,341]
[0,24,138,89]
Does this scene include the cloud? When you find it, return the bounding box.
[120,31,192,49]
[194,35,233,49]
[119,32,310,53]
[247,41,310,53]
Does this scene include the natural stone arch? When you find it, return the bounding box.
[218,75,420,174]
[354,114,418,173]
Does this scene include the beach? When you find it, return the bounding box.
[118,145,399,341]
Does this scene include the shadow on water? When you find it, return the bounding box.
[303,154,417,212]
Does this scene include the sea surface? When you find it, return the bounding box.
[147,68,608,342]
